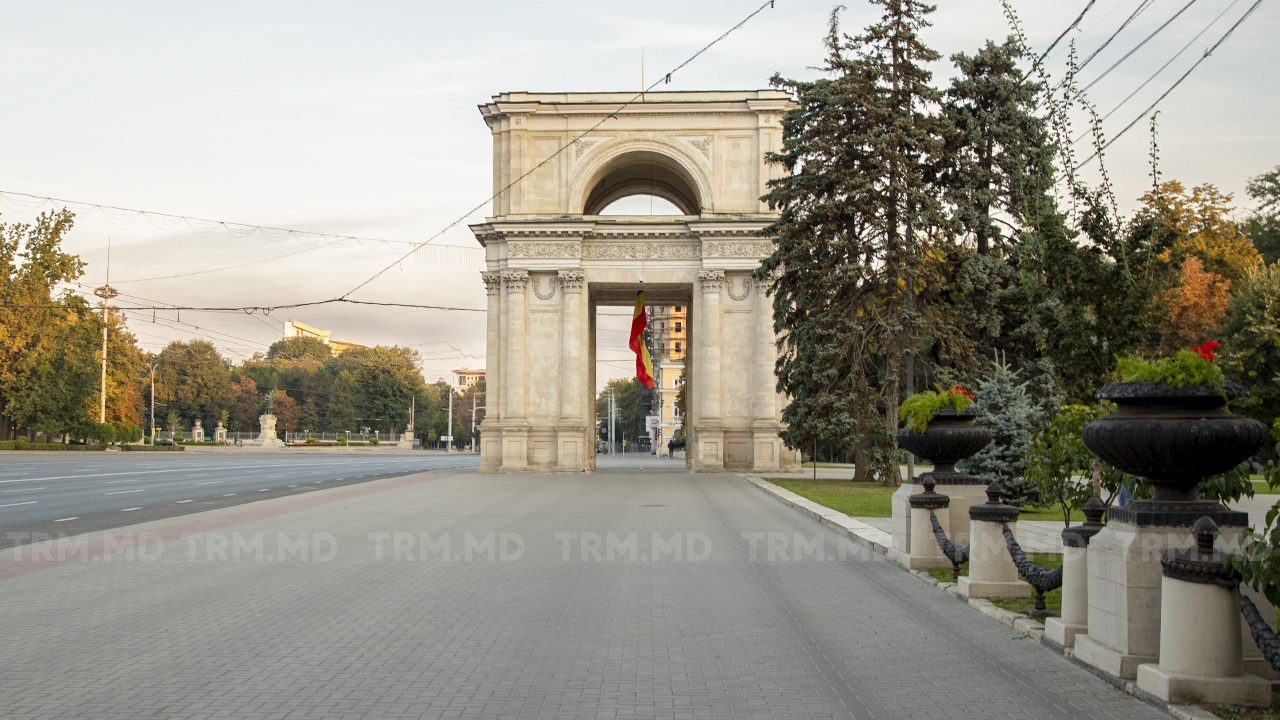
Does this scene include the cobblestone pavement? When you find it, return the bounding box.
[0,468,1167,720]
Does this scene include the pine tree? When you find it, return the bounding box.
[956,355,1049,506]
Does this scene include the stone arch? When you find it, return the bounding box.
[572,139,713,216]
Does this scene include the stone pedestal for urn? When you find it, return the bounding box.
[242,414,285,448]
[1045,497,1106,649]
[191,420,204,443]
[214,422,226,444]
[958,482,1031,599]
[907,478,951,568]
[891,407,992,568]
[1072,381,1268,680]
[1135,517,1271,706]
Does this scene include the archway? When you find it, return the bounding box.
[582,150,702,216]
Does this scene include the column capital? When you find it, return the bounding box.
[502,269,529,293]
[481,271,503,296]
[557,269,585,294]
[698,270,725,293]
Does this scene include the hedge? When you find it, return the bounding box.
[0,441,107,451]
[121,445,185,452]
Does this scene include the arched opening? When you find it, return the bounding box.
[583,150,701,216]
[598,195,684,215]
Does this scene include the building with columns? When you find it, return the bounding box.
[471,90,801,474]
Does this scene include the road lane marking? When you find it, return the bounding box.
[257,489,268,492]
[195,481,221,485]
[106,489,145,495]
[104,479,138,484]
[222,493,236,497]
[174,500,193,504]
[0,501,38,508]
[121,507,141,512]
[1,487,44,492]
[53,517,78,522]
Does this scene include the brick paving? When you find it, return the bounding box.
[0,468,1168,719]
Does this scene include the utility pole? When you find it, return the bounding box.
[446,385,453,453]
[93,239,118,425]
[149,363,156,443]
[608,387,616,456]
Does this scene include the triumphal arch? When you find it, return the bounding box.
[471,90,801,474]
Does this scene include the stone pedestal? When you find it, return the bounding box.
[191,420,204,443]
[214,422,226,444]
[1046,497,1106,649]
[397,423,415,449]
[1135,518,1270,707]
[1073,512,1248,680]
[892,481,988,560]
[891,478,952,569]
[958,483,1031,599]
[242,414,284,448]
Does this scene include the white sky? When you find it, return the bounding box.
[2,0,1276,390]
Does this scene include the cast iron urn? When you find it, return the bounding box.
[897,406,992,485]
[1082,381,1268,527]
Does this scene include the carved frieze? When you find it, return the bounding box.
[698,270,725,293]
[531,274,557,300]
[582,242,702,260]
[508,241,581,259]
[558,270,585,293]
[701,240,774,258]
[726,275,751,302]
[481,271,503,296]
[502,269,529,293]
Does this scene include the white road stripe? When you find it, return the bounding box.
[1,487,44,492]
[0,501,38,508]
[106,489,145,495]
[53,517,78,522]
[173,500,193,504]
[121,507,142,512]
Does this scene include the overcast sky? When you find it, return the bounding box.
[2,0,1276,390]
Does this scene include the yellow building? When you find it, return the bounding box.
[454,368,486,389]
[283,319,367,355]
[648,306,686,453]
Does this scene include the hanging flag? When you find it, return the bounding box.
[630,291,655,390]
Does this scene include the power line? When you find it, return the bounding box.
[1076,0,1265,169]
[1075,0,1157,75]
[1081,0,1201,93]
[0,189,482,259]
[338,0,778,301]
[2,298,487,312]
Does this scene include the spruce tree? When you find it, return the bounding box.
[956,355,1049,506]
[759,2,945,484]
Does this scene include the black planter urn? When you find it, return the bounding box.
[1082,381,1268,527]
[897,406,992,485]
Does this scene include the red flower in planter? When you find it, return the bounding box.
[1192,341,1219,362]
[948,385,974,401]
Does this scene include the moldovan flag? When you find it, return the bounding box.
[630,291,655,390]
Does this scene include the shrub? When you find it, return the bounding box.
[1114,344,1225,388]
[368,436,379,446]
[899,386,974,432]
[957,360,1050,507]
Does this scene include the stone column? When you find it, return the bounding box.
[907,478,950,568]
[480,271,503,472]
[750,275,781,472]
[500,270,529,471]
[1046,498,1105,649]
[958,483,1031,599]
[695,270,724,472]
[191,419,203,443]
[1136,517,1270,706]
[555,270,585,472]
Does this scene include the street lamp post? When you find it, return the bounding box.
[94,283,119,424]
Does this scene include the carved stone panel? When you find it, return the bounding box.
[508,241,581,259]
[701,240,774,259]
[582,242,702,260]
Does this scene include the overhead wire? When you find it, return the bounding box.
[338,0,778,301]
[1080,0,1201,93]
[1075,0,1265,168]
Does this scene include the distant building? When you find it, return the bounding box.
[283,319,367,355]
[648,306,686,451]
[454,368,486,389]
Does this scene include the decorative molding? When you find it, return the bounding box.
[574,139,599,160]
[726,276,751,302]
[532,274,557,301]
[557,270,585,293]
[698,270,725,293]
[508,241,581,259]
[587,231,697,241]
[582,242,701,260]
[701,239,774,258]
[678,136,713,162]
[481,271,503,296]
[502,269,529,293]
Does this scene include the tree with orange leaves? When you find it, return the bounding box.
[1138,180,1261,283]
[1156,256,1232,353]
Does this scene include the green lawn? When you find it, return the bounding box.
[768,478,896,517]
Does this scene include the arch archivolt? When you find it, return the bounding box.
[570,137,715,216]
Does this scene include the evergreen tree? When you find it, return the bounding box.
[956,355,1050,506]
[759,2,945,484]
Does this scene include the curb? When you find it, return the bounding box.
[740,473,1226,720]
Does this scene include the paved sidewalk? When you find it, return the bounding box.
[0,467,1167,719]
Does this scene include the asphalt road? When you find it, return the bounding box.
[0,449,480,543]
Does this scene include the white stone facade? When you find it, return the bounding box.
[471,91,801,474]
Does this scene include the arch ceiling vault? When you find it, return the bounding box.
[470,90,801,475]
